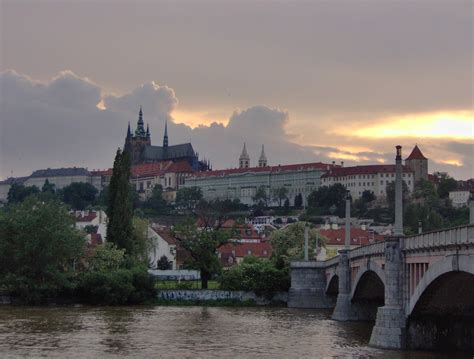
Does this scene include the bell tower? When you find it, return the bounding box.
[239,143,250,169]
[258,144,267,167]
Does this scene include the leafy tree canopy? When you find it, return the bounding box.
[175,186,203,210]
[7,183,40,204]
[307,183,347,217]
[62,182,98,210]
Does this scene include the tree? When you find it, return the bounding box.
[131,217,154,264]
[7,183,40,204]
[253,186,269,208]
[269,222,326,269]
[173,221,230,289]
[434,172,458,199]
[307,184,347,217]
[83,225,98,234]
[41,179,56,194]
[175,187,203,210]
[294,193,303,208]
[107,149,134,255]
[62,182,98,210]
[272,187,289,207]
[157,255,172,270]
[143,185,168,213]
[0,195,85,302]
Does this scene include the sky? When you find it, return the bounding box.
[0,0,473,180]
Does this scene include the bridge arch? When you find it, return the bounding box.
[350,260,385,300]
[325,273,338,294]
[408,254,474,316]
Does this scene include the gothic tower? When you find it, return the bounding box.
[124,106,151,165]
[405,144,428,184]
[258,144,268,167]
[163,120,169,149]
[239,143,250,169]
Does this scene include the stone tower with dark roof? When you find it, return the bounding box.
[124,106,151,165]
[405,144,428,184]
[258,144,267,167]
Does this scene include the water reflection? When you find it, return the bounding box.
[0,306,469,358]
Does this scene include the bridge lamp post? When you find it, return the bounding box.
[345,190,351,250]
[304,222,309,261]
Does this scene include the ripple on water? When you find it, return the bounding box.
[0,306,470,358]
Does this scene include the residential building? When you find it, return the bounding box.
[449,190,473,208]
[72,210,108,241]
[317,226,385,259]
[148,226,178,269]
[217,242,273,267]
[24,167,93,190]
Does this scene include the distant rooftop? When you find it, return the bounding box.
[30,167,90,178]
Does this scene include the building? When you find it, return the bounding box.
[321,164,415,200]
[0,177,29,204]
[124,107,209,171]
[24,167,93,190]
[217,242,273,267]
[185,160,337,206]
[449,189,474,208]
[148,226,178,270]
[72,210,108,241]
[404,144,428,184]
[317,226,385,259]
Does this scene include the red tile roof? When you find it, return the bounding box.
[91,169,113,176]
[131,161,174,177]
[191,162,337,178]
[167,161,194,173]
[318,227,384,246]
[73,212,97,222]
[152,228,177,245]
[405,145,427,160]
[322,165,412,178]
[218,242,272,258]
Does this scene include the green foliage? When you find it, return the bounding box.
[253,186,269,208]
[294,193,303,208]
[269,222,325,269]
[78,245,155,305]
[88,243,126,271]
[107,149,134,254]
[0,195,85,303]
[353,190,376,217]
[404,203,444,234]
[157,255,172,270]
[272,187,289,207]
[62,182,98,210]
[96,186,109,207]
[175,187,203,210]
[143,185,169,214]
[7,183,40,204]
[131,217,153,264]
[173,220,230,288]
[83,224,98,234]
[307,184,347,217]
[434,172,458,198]
[218,258,290,298]
[41,179,56,194]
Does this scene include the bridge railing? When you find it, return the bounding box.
[404,224,473,251]
[349,240,385,260]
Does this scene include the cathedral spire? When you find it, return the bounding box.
[163,119,169,148]
[127,121,132,138]
[146,123,150,138]
[135,106,146,137]
[258,144,267,167]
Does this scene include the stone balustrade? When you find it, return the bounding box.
[404,224,473,251]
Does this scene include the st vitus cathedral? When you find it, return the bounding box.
[124,107,210,171]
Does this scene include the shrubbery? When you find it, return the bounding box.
[218,257,290,298]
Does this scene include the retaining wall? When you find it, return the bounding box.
[157,290,288,305]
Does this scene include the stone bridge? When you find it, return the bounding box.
[289,224,474,351]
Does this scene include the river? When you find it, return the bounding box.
[0,306,469,358]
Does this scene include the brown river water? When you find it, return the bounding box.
[0,306,470,358]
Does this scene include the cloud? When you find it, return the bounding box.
[104,82,178,120]
[0,70,472,181]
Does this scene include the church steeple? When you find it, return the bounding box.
[146,123,150,139]
[135,106,146,137]
[126,121,132,138]
[163,120,169,148]
[239,143,250,169]
[258,144,267,167]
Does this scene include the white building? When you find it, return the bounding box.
[148,226,178,269]
[185,161,337,206]
[24,167,94,190]
[321,164,415,200]
[449,190,472,208]
[72,210,108,241]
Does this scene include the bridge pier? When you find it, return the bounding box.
[369,237,406,349]
[331,249,356,320]
[288,261,334,308]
